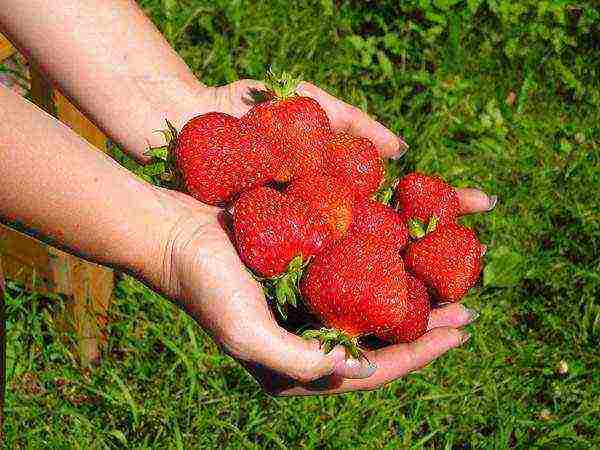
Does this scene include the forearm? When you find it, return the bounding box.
[0,0,208,162]
[0,87,177,285]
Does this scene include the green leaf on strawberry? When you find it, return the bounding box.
[255,255,310,320]
[301,327,363,360]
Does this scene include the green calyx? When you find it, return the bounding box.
[264,68,302,100]
[257,255,309,320]
[373,161,401,205]
[143,118,182,189]
[408,214,439,240]
[302,328,364,360]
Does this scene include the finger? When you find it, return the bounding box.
[248,326,376,384]
[297,82,408,159]
[427,303,479,330]
[456,188,498,215]
[279,327,470,396]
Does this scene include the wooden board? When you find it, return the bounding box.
[0,34,15,62]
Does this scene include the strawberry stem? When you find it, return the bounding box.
[302,328,364,360]
[258,255,309,320]
[426,214,439,234]
[408,219,426,239]
[143,118,182,189]
[264,69,301,100]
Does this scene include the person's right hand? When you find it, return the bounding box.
[147,183,494,396]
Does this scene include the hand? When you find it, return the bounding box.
[152,79,498,396]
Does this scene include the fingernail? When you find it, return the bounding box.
[435,301,453,308]
[481,245,487,257]
[487,195,498,211]
[459,331,472,345]
[390,137,409,160]
[465,308,480,323]
[335,357,377,379]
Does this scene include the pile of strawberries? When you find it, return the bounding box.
[164,73,486,352]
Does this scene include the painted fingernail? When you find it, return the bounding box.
[390,137,409,160]
[465,308,480,323]
[435,301,453,308]
[336,357,377,379]
[459,331,472,345]
[487,195,498,211]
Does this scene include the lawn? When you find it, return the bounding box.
[3,0,599,448]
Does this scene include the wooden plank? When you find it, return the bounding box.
[0,224,55,293]
[0,224,113,363]
[0,34,15,62]
[54,91,108,152]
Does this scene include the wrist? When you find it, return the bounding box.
[130,186,216,301]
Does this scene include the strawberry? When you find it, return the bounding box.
[285,175,355,240]
[323,132,384,200]
[395,172,460,226]
[404,223,484,303]
[349,200,409,252]
[171,112,283,205]
[300,233,430,345]
[233,186,331,278]
[376,274,430,343]
[240,72,331,181]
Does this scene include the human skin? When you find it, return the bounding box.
[0,1,496,395]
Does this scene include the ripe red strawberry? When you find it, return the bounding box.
[350,200,409,252]
[323,132,384,200]
[376,274,430,343]
[233,186,331,278]
[240,73,331,181]
[395,172,460,226]
[173,112,283,205]
[404,223,484,303]
[300,233,430,343]
[285,175,355,240]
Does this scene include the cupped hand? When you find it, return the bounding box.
[153,79,497,396]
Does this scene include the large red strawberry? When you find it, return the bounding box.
[285,175,355,240]
[404,223,484,303]
[172,112,283,205]
[323,132,384,200]
[349,200,409,252]
[395,172,460,226]
[240,72,331,181]
[233,186,331,278]
[300,233,430,344]
[376,274,430,343]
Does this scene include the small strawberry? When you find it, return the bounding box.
[375,274,430,343]
[300,233,430,349]
[233,186,331,278]
[404,223,484,303]
[285,175,355,240]
[170,112,283,205]
[323,132,384,200]
[349,200,409,252]
[240,71,331,181]
[395,172,460,226]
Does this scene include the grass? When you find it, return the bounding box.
[3,0,599,448]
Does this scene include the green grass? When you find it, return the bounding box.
[3,0,599,448]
